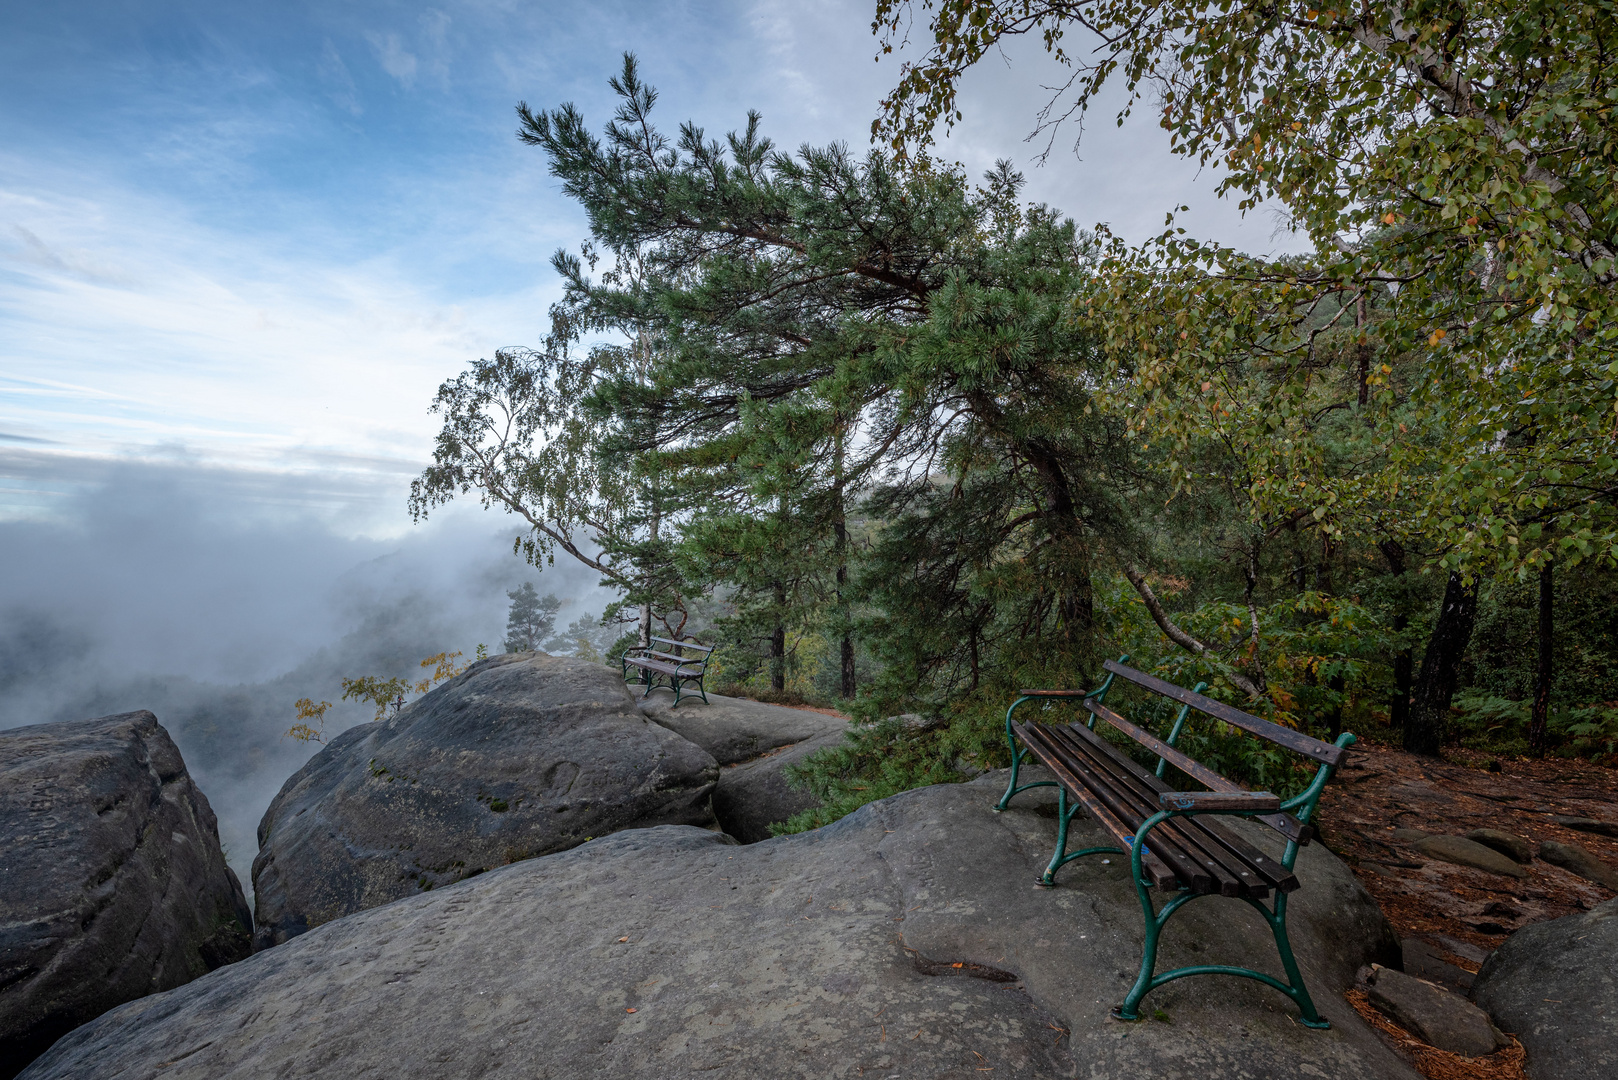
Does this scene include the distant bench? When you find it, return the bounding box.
[997,656,1354,1028]
[621,637,713,707]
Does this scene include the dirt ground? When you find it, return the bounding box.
[1318,741,1618,966]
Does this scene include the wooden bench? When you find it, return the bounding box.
[996,656,1355,1028]
[621,637,714,707]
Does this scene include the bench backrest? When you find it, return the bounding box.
[1083,659,1350,844]
[1100,660,1348,767]
[650,637,713,662]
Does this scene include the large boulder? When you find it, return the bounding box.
[29,771,1414,1080]
[250,653,719,949]
[0,712,251,1079]
[1472,897,1618,1080]
[636,690,843,766]
[639,690,846,842]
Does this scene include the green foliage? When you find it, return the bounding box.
[771,716,968,834]
[286,651,472,743]
[504,583,563,653]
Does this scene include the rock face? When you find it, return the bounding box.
[0,712,251,1079]
[1412,834,1528,878]
[1362,967,1506,1057]
[26,771,1415,1080]
[1464,828,1533,864]
[251,653,718,949]
[1473,897,1618,1080]
[1537,839,1618,889]
[639,690,846,843]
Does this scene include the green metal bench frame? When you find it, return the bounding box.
[995,655,1355,1028]
[621,636,713,707]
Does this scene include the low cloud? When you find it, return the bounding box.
[0,455,614,893]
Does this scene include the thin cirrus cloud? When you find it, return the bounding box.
[0,0,1298,536]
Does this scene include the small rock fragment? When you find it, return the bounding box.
[1365,967,1509,1058]
[1391,827,1431,843]
[1400,938,1474,994]
[1464,828,1533,864]
[1413,835,1528,878]
[1538,839,1618,890]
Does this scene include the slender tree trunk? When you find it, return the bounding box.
[1356,291,1371,408]
[833,419,855,699]
[1405,571,1479,756]
[1530,562,1554,756]
[770,584,787,694]
[1377,540,1412,730]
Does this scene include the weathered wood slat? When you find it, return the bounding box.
[1022,723,1220,894]
[1012,722,1179,889]
[1101,660,1348,767]
[1045,728,1249,897]
[1058,720,1299,892]
[1159,791,1282,812]
[1048,724,1269,898]
[1016,689,1092,697]
[1084,699,1238,792]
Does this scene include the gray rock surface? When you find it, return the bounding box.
[1363,967,1505,1058]
[1549,815,1618,838]
[1538,839,1618,889]
[251,653,718,949]
[637,690,843,766]
[1400,938,1474,994]
[23,772,1415,1080]
[712,728,846,843]
[1465,828,1533,864]
[1413,834,1528,878]
[639,689,848,843]
[1,712,251,1079]
[1474,897,1618,1080]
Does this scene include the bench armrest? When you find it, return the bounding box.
[1158,791,1282,813]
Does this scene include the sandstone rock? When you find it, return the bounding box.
[1549,815,1618,838]
[21,773,1416,1080]
[1400,938,1474,994]
[250,653,718,949]
[1391,827,1431,843]
[1465,827,1533,864]
[1412,834,1528,878]
[1473,897,1618,1080]
[637,690,842,766]
[712,728,845,843]
[1538,839,1618,890]
[1363,966,1507,1058]
[1,712,251,1079]
[639,689,848,842]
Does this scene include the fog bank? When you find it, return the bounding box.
[0,454,610,889]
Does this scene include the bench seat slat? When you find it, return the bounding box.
[1057,720,1298,894]
[1013,723,1180,889]
[1021,722,1224,894]
[625,657,703,677]
[1082,699,1313,846]
[1102,660,1348,767]
[1046,724,1269,898]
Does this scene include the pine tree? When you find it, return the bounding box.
[504,583,562,653]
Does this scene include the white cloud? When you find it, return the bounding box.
[366,30,419,88]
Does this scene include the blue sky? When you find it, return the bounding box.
[0,0,1299,537]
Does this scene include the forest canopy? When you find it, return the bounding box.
[412,2,1618,829]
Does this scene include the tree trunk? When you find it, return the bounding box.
[770,584,786,693]
[1404,571,1479,756]
[1377,540,1412,730]
[833,419,855,699]
[1530,562,1553,756]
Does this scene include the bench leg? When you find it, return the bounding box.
[1037,786,1123,886]
[995,701,1056,812]
[1113,868,1329,1028]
